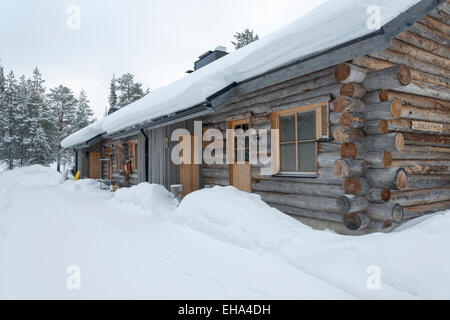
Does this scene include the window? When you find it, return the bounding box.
[271,101,329,175]
[233,121,250,163]
[128,141,138,171]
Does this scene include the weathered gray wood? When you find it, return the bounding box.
[403,200,450,220]
[364,120,390,135]
[366,203,404,223]
[337,196,368,214]
[332,126,365,144]
[406,175,450,190]
[362,64,411,91]
[252,180,345,198]
[366,188,392,203]
[343,177,371,195]
[333,63,368,83]
[318,152,341,168]
[390,187,450,206]
[363,101,402,120]
[340,83,366,98]
[331,96,366,112]
[256,191,346,214]
[343,212,371,230]
[365,168,408,190]
[333,158,365,178]
[365,133,405,151]
[270,204,344,223]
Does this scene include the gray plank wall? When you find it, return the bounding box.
[146,119,203,190]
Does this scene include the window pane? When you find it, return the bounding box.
[241,123,249,131]
[281,143,296,171]
[236,148,246,163]
[298,111,316,140]
[298,142,317,172]
[281,115,296,142]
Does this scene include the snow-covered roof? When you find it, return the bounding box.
[61,0,422,149]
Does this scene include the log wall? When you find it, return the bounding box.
[199,5,450,234]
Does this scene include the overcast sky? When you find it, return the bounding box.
[0,0,326,118]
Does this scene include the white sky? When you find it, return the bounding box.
[0,0,325,118]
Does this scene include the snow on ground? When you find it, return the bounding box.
[0,165,449,299]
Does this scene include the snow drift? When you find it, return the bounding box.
[114,183,178,220]
[0,165,63,187]
[1,167,450,299]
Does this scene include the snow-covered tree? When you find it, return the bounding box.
[0,63,6,168]
[0,71,20,170]
[48,85,77,172]
[27,67,53,166]
[117,73,146,108]
[231,29,259,49]
[74,89,94,132]
[108,74,118,113]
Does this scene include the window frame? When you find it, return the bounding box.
[271,101,329,177]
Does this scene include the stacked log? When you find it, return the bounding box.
[331,63,414,230]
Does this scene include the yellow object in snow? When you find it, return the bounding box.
[74,171,81,181]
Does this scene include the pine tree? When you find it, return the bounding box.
[117,73,146,108]
[16,75,31,166]
[0,63,5,169]
[231,28,259,49]
[74,89,94,131]
[0,71,20,170]
[108,74,118,114]
[27,67,53,166]
[48,85,77,172]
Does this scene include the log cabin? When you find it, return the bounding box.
[62,0,450,235]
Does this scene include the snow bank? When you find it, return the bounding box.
[172,186,450,299]
[114,183,178,220]
[172,186,318,249]
[61,0,421,148]
[0,165,63,187]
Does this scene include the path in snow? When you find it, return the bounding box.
[0,176,351,299]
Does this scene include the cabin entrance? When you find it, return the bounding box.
[229,119,252,193]
[89,151,101,179]
[179,134,200,196]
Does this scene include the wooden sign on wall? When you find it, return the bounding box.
[411,121,444,133]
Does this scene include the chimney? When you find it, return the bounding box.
[189,46,228,72]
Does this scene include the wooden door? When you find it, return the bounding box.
[229,119,252,193]
[179,135,200,196]
[89,152,101,179]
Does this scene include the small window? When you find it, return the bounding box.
[271,101,328,175]
[280,110,317,173]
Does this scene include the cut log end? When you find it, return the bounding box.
[383,151,393,167]
[379,90,389,102]
[391,100,402,119]
[333,96,348,112]
[334,63,351,82]
[343,177,361,194]
[395,133,405,151]
[379,119,389,134]
[396,169,408,190]
[341,142,357,159]
[333,159,349,178]
[340,83,355,97]
[398,64,411,86]
[344,213,370,231]
[381,189,392,202]
[392,204,404,223]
